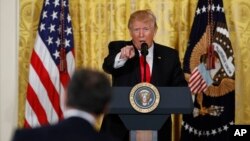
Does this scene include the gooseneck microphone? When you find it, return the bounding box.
[141,42,148,57]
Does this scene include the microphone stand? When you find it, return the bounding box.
[141,42,148,83]
[143,54,147,82]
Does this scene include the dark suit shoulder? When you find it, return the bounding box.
[11,118,97,141]
[154,43,179,58]
[12,127,45,141]
[154,43,177,53]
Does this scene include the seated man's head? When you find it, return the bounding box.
[66,68,112,116]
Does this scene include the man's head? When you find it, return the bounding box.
[66,68,112,115]
[128,9,158,50]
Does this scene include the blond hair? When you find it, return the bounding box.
[128,9,158,30]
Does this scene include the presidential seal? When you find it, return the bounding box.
[129,82,160,113]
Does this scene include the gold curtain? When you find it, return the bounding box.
[19,0,250,140]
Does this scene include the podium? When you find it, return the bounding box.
[108,86,193,141]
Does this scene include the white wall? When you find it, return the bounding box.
[0,0,18,141]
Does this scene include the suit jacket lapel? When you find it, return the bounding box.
[150,43,161,86]
[135,47,142,84]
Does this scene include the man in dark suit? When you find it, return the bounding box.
[12,68,120,141]
[100,9,187,141]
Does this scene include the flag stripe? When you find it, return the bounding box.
[189,71,199,82]
[189,66,208,93]
[30,50,62,119]
[25,101,40,127]
[193,81,206,93]
[191,77,203,90]
[26,84,49,125]
[192,79,203,93]
[24,119,31,128]
[189,74,202,87]
[28,64,58,123]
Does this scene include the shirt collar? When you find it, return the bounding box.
[147,43,154,59]
[64,109,96,126]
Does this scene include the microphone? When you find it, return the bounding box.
[141,42,148,57]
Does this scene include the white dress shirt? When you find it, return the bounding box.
[64,109,96,126]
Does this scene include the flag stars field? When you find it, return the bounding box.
[196,4,224,16]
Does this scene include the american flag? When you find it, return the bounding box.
[24,0,75,128]
[189,63,213,94]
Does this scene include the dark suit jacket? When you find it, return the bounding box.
[101,40,187,141]
[103,40,187,86]
[12,117,119,141]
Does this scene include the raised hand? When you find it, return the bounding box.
[120,45,135,59]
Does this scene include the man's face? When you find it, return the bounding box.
[129,20,156,50]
